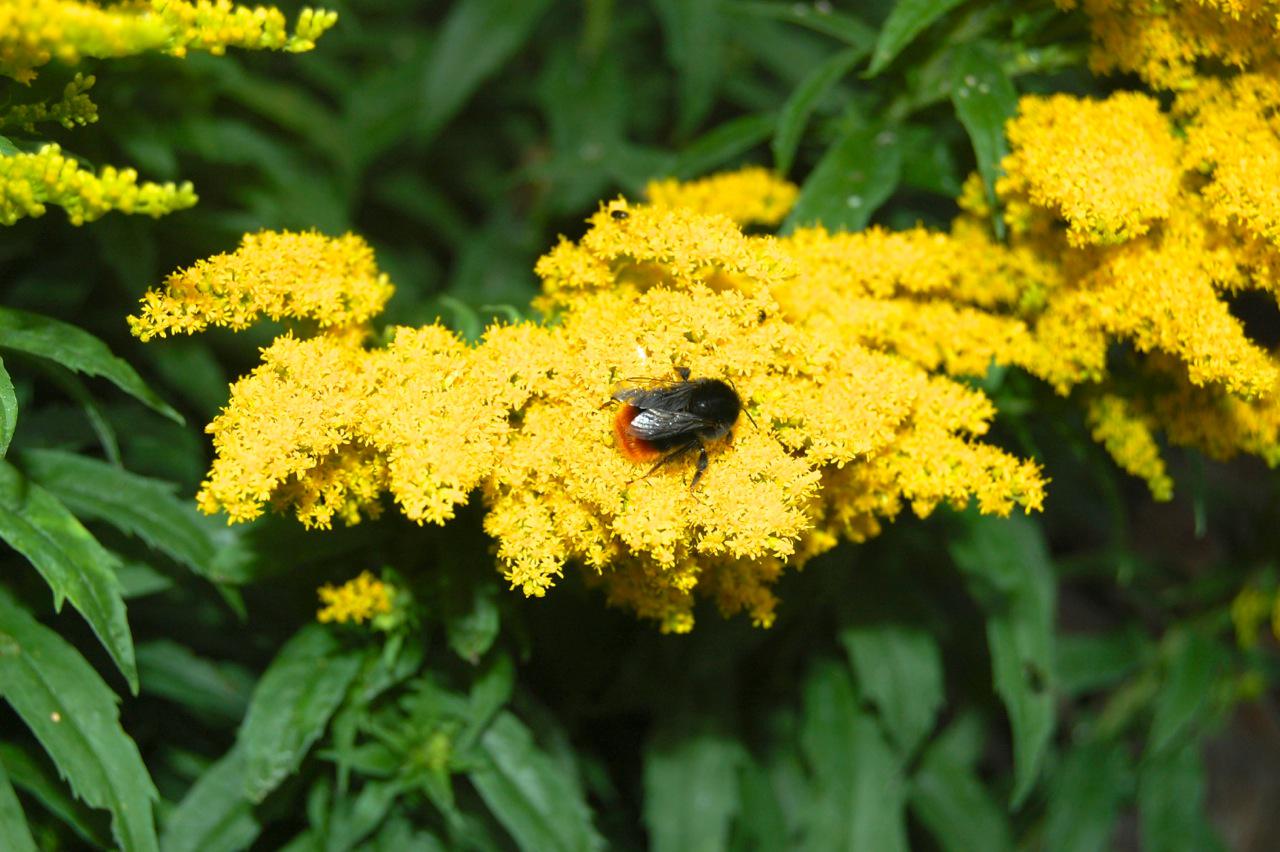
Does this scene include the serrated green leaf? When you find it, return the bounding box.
[909,745,1013,852]
[653,0,723,136]
[39,364,120,465]
[774,46,866,175]
[319,778,402,852]
[22,449,218,579]
[0,743,109,847]
[0,308,181,423]
[470,712,604,852]
[238,625,366,802]
[950,42,1018,238]
[161,745,259,852]
[0,589,158,852]
[644,720,744,852]
[950,514,1055,807]
[1149,632,1225,755]
[840,622,944,755]
[418,0,554,139]
[457,652,515,753]
[137,640,252,725]
[867,0,968,76]
[0,461,137,692]
[727,2,877,47]
[784,124,902,233]
[1138,744,1223,852]
[0,355,15,459]
[0,758,38,852]
[670,112,777,181]
[800,660,908,852]
[1043,742,1130,852]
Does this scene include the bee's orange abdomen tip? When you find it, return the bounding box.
[613,404,659,462]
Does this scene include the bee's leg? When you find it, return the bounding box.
[675,366,691,381]
[688,442,709,491]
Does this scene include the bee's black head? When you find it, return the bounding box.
[690,379,741,425]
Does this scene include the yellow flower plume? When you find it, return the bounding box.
[317,571,393,625]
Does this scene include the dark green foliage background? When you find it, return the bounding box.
[0,0,1271,849]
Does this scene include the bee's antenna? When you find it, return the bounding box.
[725,376,759,430]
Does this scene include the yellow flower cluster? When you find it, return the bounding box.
[1062,0,1280,89]
[0,72,97,132]
[135,174,1047,631]
[317,571,392,625]
[0,143,197,225]
[0,0,336,83]
[129,230,394,339]
[644,167,798,226]
[979,83,1280,496]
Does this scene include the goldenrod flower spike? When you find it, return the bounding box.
[0,0,337,84]
[128,230,394,340]
[645,167,798,227]
[317,571,393,625]
[998,93,1180,247]
[0,143,196,226]
[0,73,98,132]
[1085,395,1173,501]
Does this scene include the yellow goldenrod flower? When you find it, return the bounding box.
[0,0,336,84]
[0,72,97,132]
[0,143,196,226]
[1085,395,1173,500]
[317,571,392,625]
[128,230,394,340]
[998,93,1181,247]
[645,167,798,226]
[1232,585,1272,649]
[1066,0,1280,89]
[1177,74,1280,248]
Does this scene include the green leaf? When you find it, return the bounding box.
[670,112,777,181]
[800,660,908,852]
[867,0,969,76]
[470,712,604,852]
[22,449,219,579]
[733,754,789,851]
[773,46,867,175]
[0,355,15,459]
[160,746,259,852]
[237,625,366,803]
[950,514,1055,807]
[840,622,944,755]
[1138,745,1222,852]
[784,124,902,233]
[137,640,252,726]
[950,42,1018,238]
[444,583,500,664]
[653,0,723,136]
[1055,628,1148,696]
[0,134,19,156]
[727,2,877,48]
[644,719,744,852]
[909,744,1013,852]
[1149,632,1224,755]
[0,743,109,847]
[1043,742,1130,852]
[0,308,181,423]
[0,759,38,852]
[0,589,158,852]
[418,0,554,139]
[0,461,137,692]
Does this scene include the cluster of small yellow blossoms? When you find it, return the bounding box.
[1232,583,1280,650]
[0,0,336,84]
[317,571,393,625]
[0,73,97,132]
[0,0,334,226]
[0,143,197,226]
[1060,0,1280,89]
[978,78,1280,498]
[133,169,1047,631]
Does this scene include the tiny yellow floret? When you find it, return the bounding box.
[317,571,392,624]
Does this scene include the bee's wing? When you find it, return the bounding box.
[627,407,710,441]
[613,382,697,409]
